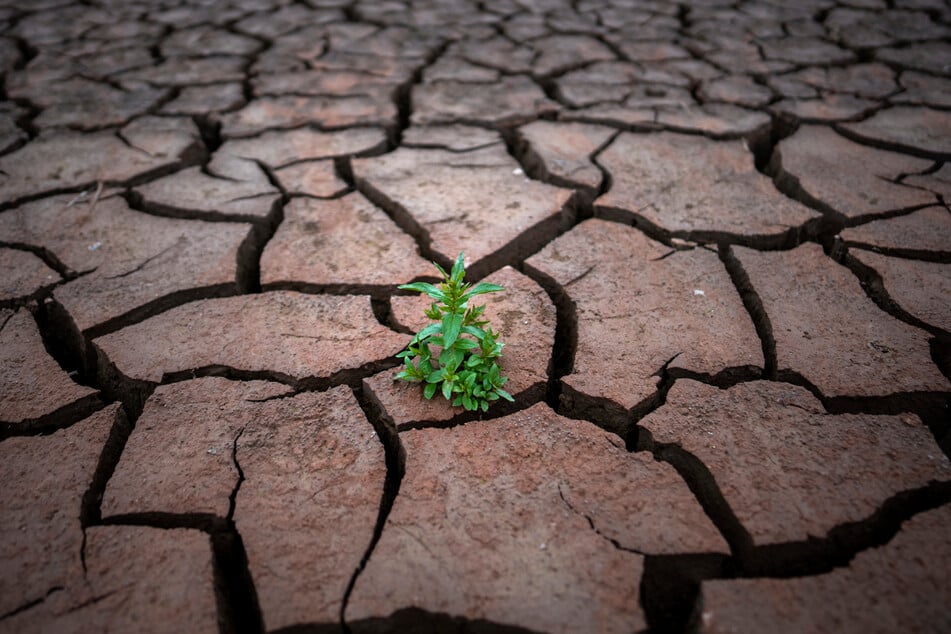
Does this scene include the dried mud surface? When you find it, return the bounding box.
[1,1,949,633]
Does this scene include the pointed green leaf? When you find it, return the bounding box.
[441,312,463,349]
[423,382,437,399]
[446,348,465,371]
[433,261,449,279]
[466,304,485,320]
[399,282,447,302]
[410,322,442,345]
[450,252,465,282]
[442,380,453,401]
[462,325,485,340]
[496,388,514,402]
[463,282,504,300]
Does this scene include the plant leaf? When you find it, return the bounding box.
[450,252,465,282]
[399,282,447,302]
[455,338,478,350]
[462,325,485,340]
[424,382,437,399]
[442,380,453,401]
[410,322,442,345]
[446,348,465,371]
[496,388,514,402]
[463,282,504,300]
[441,312,463,349]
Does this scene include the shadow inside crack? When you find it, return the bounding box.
[641,553,728,634]
[391,382,546,432]
[277,607,544,634]
[638,479,951,634]
[0,392,106,441]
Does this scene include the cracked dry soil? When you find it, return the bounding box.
[1,0,950,633]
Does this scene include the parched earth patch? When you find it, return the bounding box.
[1,1,949,633]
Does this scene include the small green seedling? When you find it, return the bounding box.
[395,252,514,412]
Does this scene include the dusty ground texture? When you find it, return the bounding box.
[1,0,950,632]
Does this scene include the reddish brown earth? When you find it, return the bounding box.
[1,2,949,633]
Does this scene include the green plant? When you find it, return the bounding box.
[395,252,514,412]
